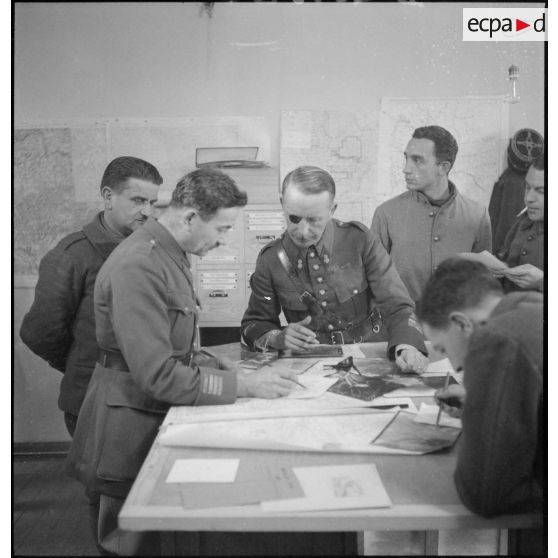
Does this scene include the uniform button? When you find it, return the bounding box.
[328,324,335,330]
[297,259,303,269]
[319,289,326,295]
[527,235,534,241]
[352,289,358,294]
[521,250,528,256]
[309,251,316,258]
[313,264,320,271]
[434,266,438,271]
[317,277,323,283]
[429,212,435,217]
[321,301,328,307]
[433,236,440,242]
[323,255,330,264]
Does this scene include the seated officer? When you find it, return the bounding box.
[418,258,543,518]
[241,165,428,372]
[497,152,545,292]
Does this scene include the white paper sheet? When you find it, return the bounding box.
[261,464,392,512]
[166,459,240,483]
[160,411,407,454]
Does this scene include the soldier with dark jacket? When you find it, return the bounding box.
[241,165,428,372]
[20,156,163,436]
[66,168,298,555]
[419,258,542,519]
[497,153,545,292]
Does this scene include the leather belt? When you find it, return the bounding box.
[98,348,194,371]
[97,348,129,371]
[315,310,382,345]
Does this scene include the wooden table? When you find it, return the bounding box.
[119,343,543,555]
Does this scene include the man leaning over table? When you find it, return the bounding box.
[66,168,299,556]
[241,165,428,373]
[418,258,543,519]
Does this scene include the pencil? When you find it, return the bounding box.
[435,371,451,427]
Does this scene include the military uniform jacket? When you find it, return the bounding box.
[498,213,544,293]
[371,182,492,303]
[20,212,120,416]
[241,219,426,358]
[65,218,237,499]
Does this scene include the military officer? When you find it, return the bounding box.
[66,168,298,555]
[241,165,428,372]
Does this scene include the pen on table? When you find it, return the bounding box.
[435,371,451,427]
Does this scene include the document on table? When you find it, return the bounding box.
[413,403,462,429]
[372,411,461,454]
[166,458,239,483]
[261,464,392,512]
[160,410,413,454]
[179,462,304,509]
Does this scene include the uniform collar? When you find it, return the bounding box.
[412,181,458,207]
[82,212,121,260]
[518,213,544,233]
[282,219,335,261]
[143,217,191,269]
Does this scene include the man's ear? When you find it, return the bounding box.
[439,161,451,176]
[181,209,198,229]
[330,203,338,216]
[101,187,113,208]
[449,311,474,335]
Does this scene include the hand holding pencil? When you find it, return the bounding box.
[435,380,466,422]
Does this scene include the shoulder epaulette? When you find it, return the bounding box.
[58,230,88,251]
[334,219,369,233]
[258,237,282,258]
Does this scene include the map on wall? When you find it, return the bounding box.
[280,109,380,224]
[280,99,509,227]
[377,97,509,208]
[14,117,271,278]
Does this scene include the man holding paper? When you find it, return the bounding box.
[497,153,544,292]
[418,258,543,518]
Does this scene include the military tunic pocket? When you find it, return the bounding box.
[167,290,196,352]
[276,288,308,312]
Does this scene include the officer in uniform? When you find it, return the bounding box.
[497,153,545,292]
[66,168,298,555]
[241,166,428,372]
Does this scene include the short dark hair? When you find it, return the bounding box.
[100,156,163,193]
[412,126,459,170]
[530,151,545,172]
[171,168,247,220]
[417,258,502,329]
[282,166,336,199]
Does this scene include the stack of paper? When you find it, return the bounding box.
[165,460,392,513]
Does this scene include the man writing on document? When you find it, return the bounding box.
[241,165,428,373]
[66,168,299,555]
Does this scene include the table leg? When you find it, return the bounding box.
[424,530,439,556]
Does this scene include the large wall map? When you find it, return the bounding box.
[280,98,508,227]
[14,117,270,278]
